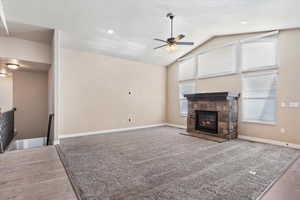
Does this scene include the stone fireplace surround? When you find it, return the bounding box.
[184,92,240,140]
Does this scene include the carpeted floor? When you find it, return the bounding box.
[58,127,300,200]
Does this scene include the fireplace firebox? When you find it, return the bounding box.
[196,110,218,134]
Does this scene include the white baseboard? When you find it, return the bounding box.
[7,137,46,151]
[238,135,300,150]
[166,123,187,129]
[57,124,300,150]
[58,123,166,139]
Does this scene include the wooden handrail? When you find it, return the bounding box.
[1,107,16,115]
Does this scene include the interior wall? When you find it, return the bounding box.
[13,71,48,139]
[0,37,51,64]
[167,29,300,145]
[0,76,13,112]
[60,48,166,135]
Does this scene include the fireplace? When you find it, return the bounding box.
[184,92,240,140]
[196,111,218,134]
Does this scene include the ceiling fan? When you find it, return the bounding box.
[154,13,194,51]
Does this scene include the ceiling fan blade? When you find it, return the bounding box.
[154,38,168,43]
[175,34,185,41]
[176,42,194,45]
[154,44,168,49]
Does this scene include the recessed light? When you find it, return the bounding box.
[240,21,248,25]
[0,72,8,78]
[6,63,20,70]
[107,29,115,34]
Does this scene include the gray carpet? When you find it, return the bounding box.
[58,127,300,200]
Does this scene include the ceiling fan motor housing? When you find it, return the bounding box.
[167,37,176,43]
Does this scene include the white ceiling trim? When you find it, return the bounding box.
[0,0,8,34]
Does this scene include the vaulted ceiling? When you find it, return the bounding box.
[2,0,300,66]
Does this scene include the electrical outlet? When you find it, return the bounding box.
[128,89,134,96]
[128,116,134,123]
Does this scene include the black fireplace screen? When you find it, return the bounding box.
[195,110,218,134]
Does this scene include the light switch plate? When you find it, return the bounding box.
[281,102,286,107]
[289,102,299,108]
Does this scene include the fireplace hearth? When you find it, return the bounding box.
[184,92,240,140]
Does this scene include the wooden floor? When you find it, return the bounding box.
[261,157,300,200]
[0,146,77,200]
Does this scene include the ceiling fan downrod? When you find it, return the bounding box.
[167,13,175,39]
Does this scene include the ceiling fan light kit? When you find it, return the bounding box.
[166,44,177,52]
[0,63,20,78]
[0,72,8,78]
[6,63,20,70]
[154,13,194,51]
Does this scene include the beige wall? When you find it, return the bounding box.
[13,71,48,139]
[0,37,51,64]
[60,49,166,135]
[0,76,13,112]
[167,29,300,145]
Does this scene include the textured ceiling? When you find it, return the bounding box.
[2,0,300,66]
[0,21,53,44]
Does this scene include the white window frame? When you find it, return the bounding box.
[178,57,197,81]
[240,32,279,73]
[240,31,279,125]
[196,43,239,79]
[176,31,279,121]
[241,70,278,125]
[179,80,196,116]
[178,58,197,116]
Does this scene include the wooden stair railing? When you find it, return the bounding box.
[0,108,16,153]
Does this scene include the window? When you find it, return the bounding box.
[179,81,195,116]
[176,31,279,121]
[178,58,197,116]
[178,58,196,81]
[241,35,278,72]
[197,44,237,78]
[242,71,277,124]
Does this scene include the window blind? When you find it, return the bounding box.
[197,44,237,77]
[242,71,277,123]
[179,81,195,116]
[241,36,277,71]
[178,58,196,81]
